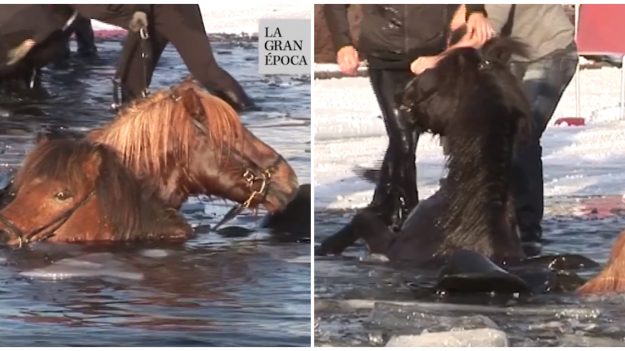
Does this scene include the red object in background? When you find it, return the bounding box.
[93,29,127,40]
[576,5,625,55]
[554,117,586,126]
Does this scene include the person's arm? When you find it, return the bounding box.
[409,30,484,75]
[484,4,513,35]
[410,5,493,75]
[463,5,492,44]
[323,4,359,76]
[324,5,352,51]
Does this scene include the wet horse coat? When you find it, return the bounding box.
[0,138,191,246]
[319,37,532,265]
[87,81,299,214]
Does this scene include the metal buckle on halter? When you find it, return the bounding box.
[212,168,273,231]
[478,59,492,71]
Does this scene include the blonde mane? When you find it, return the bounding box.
[88,82,243,176]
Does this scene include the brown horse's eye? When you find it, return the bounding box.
[54,191,72,201]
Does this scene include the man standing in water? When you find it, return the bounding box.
[486,5,577,250]
[68,4,257,111]
[0,5,256,112]
[317,4,491,255]
[325,4,490,228]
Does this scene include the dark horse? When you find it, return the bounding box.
[0,138,191,246]
[87,81,299,214]
[319,36,533,266]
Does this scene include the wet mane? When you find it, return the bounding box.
[88,81,244,176]
[14,139,181,240]
[578,230,625,294]
[400,36,531,260]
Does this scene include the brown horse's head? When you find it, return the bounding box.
[0,138,190,247]
[89,81,299,213]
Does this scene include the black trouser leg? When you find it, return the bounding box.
[510,44,578,241]
[317,68,419,255]
[368,68,419,229]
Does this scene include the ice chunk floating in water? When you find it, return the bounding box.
[20,253,143,280]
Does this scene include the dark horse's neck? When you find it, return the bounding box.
[439,73,523,262]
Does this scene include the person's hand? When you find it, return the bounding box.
[453,31,485,49]
[466,12,494,46]
[410,55,442,75]
[337,45,359,76]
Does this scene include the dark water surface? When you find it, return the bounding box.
[0,38,310,346]
[315,199,625,346]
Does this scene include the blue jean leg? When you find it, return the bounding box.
[510,44,578,241]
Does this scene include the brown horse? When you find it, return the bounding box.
[0,138,191,246]
[87,80,299,215]
[578,230,625,294]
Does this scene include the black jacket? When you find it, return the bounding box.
[324,4,485,69]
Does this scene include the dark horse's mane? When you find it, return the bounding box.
[400,32,531,260]
[13,139,181,240]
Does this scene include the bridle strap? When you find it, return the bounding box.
[0,191,94,247]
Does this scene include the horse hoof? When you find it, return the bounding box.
[435,250,530,294]
[314,244,328,256]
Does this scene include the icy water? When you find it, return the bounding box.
[0,38,310,346]
[314,198,625,347]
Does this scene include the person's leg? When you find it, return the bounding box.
[511,44,578,242]
[368,68,419,229]
[119,30,168,103]
[152,4,256,111]
[73,16,97,57]
[318,68,419,255]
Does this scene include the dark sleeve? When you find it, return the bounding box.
[465,4,487,20]
[323,4,353,51]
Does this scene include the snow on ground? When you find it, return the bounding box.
[314,64,625,212]
[90,2,309,35]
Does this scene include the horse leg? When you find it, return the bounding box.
[351,209,393,254]
[317,209,392,256]
[317,221,358,256]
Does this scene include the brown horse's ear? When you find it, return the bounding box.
[180,87,205,119]
[81,145,104,184]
